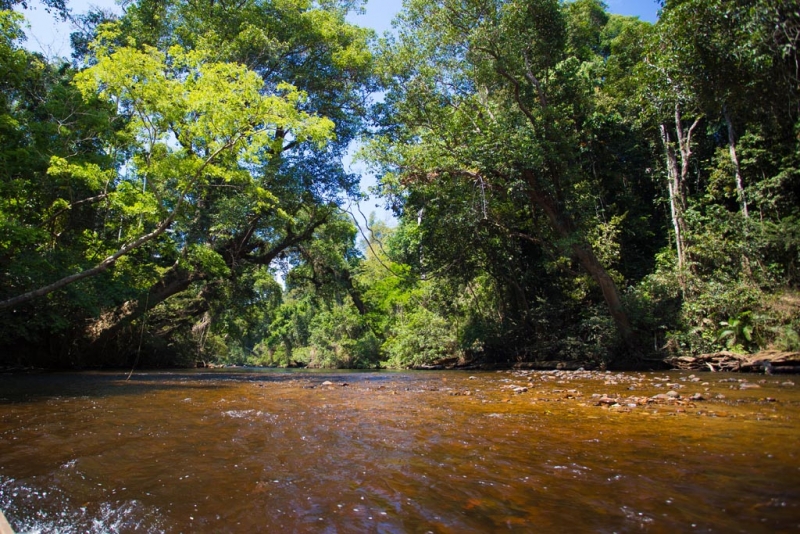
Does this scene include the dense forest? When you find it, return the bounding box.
[0,0,797,370]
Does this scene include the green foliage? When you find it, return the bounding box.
[382,306,457,368]
[306,299,381,368]
[772,325,800,352]
[716,311,757,352]
[0,0,375,367]
[258,293,314,366]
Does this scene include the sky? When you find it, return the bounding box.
[18,0,661,225]
[20,0,661,58]
[350,0,659,35]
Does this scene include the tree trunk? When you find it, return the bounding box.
[85,266,206,352]
[660,123,687,276]
[0,211,179,312]
[524,172,637,352]
[493,43,637,352]
[659,104,702,287]
[570,242,636,344]
[340,268,368,316]
[724,108,749,218]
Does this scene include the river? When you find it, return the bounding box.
[0,369,798,533]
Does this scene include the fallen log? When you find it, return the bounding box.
[668,351,800,373]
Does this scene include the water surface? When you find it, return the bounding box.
[0,369,798,532]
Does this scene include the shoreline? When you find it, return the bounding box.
[1,350,798,375]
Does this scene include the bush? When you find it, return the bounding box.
[305,299,381,368]
[382,307,458,368]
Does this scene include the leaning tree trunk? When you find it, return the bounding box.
[84,266,207,353]
[568,243,636,345]
[525,173,637,353]
[0,139,233,312]
[488,48,639,353]
[0,211,180,312]
[84,209,333,356]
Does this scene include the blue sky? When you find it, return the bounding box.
[21,0,661,66]
[19,0,661,225]
[350,0,659,35]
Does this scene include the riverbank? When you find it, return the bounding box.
[4,350,800,376]
[415,350,800,373]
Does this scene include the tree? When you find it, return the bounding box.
[366,0,640,355]
[655,0,798,222]
[628,0,800,355]
[74,0,375,361]
[1,1,376,366]
[0,25,335,312]
[0,11,125,361]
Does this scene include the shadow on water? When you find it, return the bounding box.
[0,368,427,405]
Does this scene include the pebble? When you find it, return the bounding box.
[595,396,617,406]
[468,369,796,416]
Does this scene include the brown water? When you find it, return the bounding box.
[0,369,798,533]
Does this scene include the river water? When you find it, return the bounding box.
[0,369,798,533]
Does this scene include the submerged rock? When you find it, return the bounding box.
[595,395,617,406]
[740,383,761,390]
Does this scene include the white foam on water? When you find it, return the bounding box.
[0,477,166,534]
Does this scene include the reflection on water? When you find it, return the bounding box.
[0,369,798,533]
